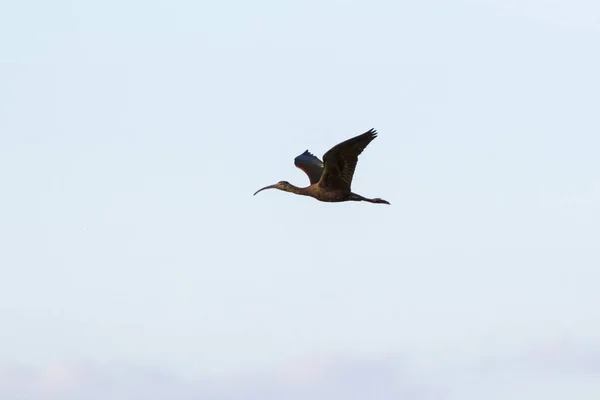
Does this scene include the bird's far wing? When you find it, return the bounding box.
[318,128,378,191]
[294,150,324,185]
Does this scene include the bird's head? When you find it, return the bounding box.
[253,181,292,196]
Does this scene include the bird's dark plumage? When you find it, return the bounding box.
[254,128,389,205]
[318,128,378,191]
[294,150,324,185]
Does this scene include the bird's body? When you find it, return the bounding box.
[254,128,390,205]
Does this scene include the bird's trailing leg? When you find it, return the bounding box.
[367,197,391,205]
[349,193,391,205]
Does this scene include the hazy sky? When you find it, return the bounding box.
[1,0,599,396]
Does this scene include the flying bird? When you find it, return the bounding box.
[254,128,390,205]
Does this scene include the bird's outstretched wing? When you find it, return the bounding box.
[294,150,324,184]
[317,128,378,191]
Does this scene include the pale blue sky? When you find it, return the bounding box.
[1,0,599,392]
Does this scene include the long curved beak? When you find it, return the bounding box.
[253,184,278,196]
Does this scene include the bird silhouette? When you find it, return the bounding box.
[254,128,390,204]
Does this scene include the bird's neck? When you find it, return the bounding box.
[284,184,311,196]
